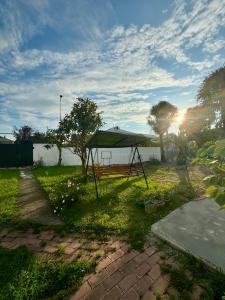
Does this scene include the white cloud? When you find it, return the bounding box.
[0,0,225,132]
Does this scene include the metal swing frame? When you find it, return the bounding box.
[85,145,149,199]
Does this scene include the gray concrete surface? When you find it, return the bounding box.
[151,199,225,273]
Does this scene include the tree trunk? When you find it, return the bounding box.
[159,133,166,162]
[57,146,62,166]
[81,150,87,175]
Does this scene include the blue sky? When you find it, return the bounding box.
[0,0,225,136]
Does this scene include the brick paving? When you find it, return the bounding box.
[70,243,174,300]
[0,227,124,263]
[0,227,204,300]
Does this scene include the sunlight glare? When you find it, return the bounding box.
[175,109,186,125]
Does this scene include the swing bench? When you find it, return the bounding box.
[85,128,150,199]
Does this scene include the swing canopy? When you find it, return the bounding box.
[85,128,151,199]
[86,128,150,149]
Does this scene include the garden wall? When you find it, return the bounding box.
[33,144,161,166]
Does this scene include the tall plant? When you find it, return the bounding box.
[197,65,225,131]
[61,97,103,174]
[46,127,65,166]
[147,101,177,162]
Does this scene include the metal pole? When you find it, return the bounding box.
[60,95,62,122]
[127,147,137,181]
[90,148,99,199]
[85,148,90,177]
[136,147,149,189]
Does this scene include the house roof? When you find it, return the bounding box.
[86,127,151,148]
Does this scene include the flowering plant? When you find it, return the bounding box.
[48,178,85,214]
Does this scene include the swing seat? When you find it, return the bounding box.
[90,164,143,179]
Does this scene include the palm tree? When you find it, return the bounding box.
[148,101,177,162]
[197,65,225,130]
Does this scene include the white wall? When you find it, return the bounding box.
[33,144,161,166]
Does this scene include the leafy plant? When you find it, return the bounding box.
[48,177,85,214]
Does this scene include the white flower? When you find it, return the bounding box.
[62,200,65,204]
[54,210,56,213]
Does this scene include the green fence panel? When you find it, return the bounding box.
[0,143,33,167]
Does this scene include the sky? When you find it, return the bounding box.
[0,0,225,137]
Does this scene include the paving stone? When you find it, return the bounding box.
[88,269,109,288]
[44,244,58,254]
[142,290,156,300]
[0,241,16,249]
[119,288,139,300]
[134,252,149,265]
[58,241,70,248]
[145,246,157,257]
[103,271,123,291]
[1,236,14,242]
[111,240,124,250]
[133,275,153,296]
[120,251,138,264]
[152,275,169,294]
[70,281,91,300]
[192,284,204,300]
[96,257,112,272]
[106,258,124,275]
[39,231,54,241]
[118,273,137,293]
[86,284,106,300]
[146,253,161,267]
[119,259,137,276]
[70,240,81,249]
[167,286,179,297]
[136,262,152,277]
[148,264,161,281]
[64,246,75,255]
[0,228,8,238]
[108,249,124,262]
[102,285,121,300]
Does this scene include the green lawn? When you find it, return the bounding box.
[0,169,20,225]
[33,164,208,249]
[0,246,93,300]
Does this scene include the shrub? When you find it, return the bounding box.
[48,178,85,215]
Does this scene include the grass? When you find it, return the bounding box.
[159,244,225,300]
[0,246,94,300]
[0,169,20,225]
[33,164,208,249]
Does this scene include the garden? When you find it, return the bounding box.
[1,65,225,299]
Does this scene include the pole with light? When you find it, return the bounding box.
[60,95,63,122]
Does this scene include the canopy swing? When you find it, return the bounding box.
[85,128,149,199]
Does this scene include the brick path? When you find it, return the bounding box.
[0,227,203,300]
[17,168,62,225]
[70,243,173,300]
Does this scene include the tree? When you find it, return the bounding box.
[147,101,177,162]
[13,125,33,143]
[197,65,225,130]
[180,105,213,146]
[46,127,65,166]
[61,97,103,174]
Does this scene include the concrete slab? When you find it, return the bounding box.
[151,199,225,273]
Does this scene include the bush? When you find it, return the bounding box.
[48,178,85,215]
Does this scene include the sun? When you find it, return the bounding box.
[175,109,186,125]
